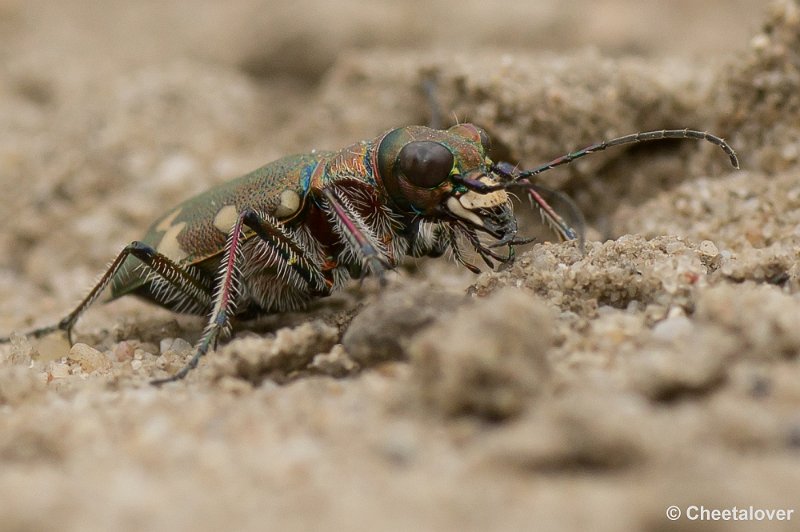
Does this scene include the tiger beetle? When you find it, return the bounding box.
[0,119,739,384]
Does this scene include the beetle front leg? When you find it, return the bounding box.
[321,187,391,279]
[0,241,212,346]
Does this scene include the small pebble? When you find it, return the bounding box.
[48,362,70,379]
[68,343,112,372]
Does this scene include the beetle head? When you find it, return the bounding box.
[377,123,517,243]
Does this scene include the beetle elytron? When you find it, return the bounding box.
[1,123,738,383]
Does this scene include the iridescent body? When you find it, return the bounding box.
[1,123,739,383]
[111,125,517,316]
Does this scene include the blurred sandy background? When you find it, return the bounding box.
[3,1,800,531]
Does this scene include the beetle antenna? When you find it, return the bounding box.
[517,128,739,179]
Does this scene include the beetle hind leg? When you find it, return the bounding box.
[0,241,213,347]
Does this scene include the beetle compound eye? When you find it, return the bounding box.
[398,141,454,188]
[477,127,491,153]
[447,123,491,154]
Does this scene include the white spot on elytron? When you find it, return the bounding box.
[274,189,301,218]
[154,207,188,261]
[213,204,239,233]
[157,221,188,262]
[446,197,484,227]
[458,176,508,210]
[155,208,182,232]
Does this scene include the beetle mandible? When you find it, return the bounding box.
[1,123,739,383]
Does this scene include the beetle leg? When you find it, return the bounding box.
[408,221,484,272]
[0,241,212,345]
[489,163,586,250]
[521,181,586,252]
[151,213,250,385]
[460,225,516,265]
[407,220,446,258]
[240,209,330,296]
[321,187,391,279]
[422,75,444,130]
[443,224,482,274]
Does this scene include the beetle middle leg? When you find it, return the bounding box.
[152,214,249,384]
[240,210,330,297]
[151,208,332,384]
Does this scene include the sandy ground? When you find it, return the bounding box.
[1,0,799,531]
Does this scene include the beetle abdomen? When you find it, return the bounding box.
[110,152,330,301]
